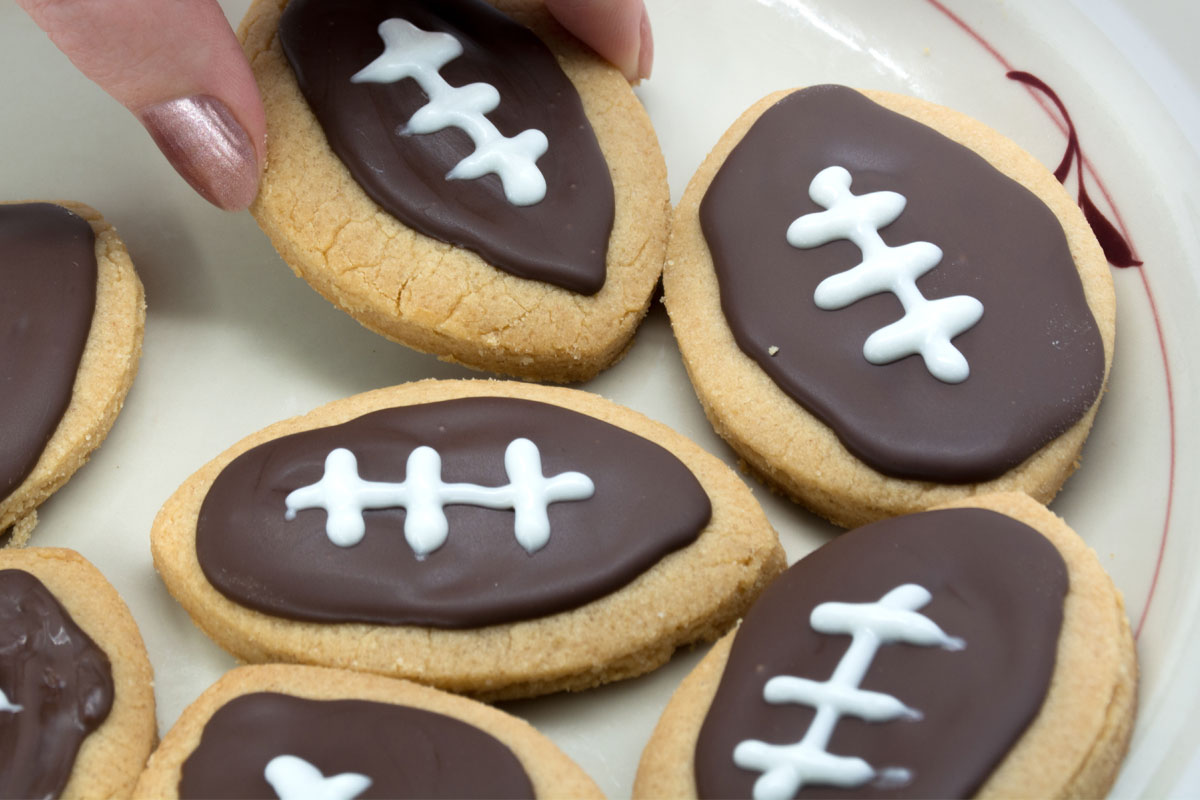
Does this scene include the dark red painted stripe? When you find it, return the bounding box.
[924,0,1175,640]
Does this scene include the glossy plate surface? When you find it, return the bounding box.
[1,0,1196,796]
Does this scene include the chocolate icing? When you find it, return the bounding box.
[0,204,97,499]
[179,692,534,798]
[0,569,114,799]
[694,508,1068,799]
[700,85,1105,482]
[196,397,711,628]
[279,0,614,295]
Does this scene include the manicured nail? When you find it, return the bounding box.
[138,95,259,211]
[636,5,653,81]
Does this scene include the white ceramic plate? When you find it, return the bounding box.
[2,0,1198,796]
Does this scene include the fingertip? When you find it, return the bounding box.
[18,0,266,210]
[636,4,653,82]
[545,0,651,83]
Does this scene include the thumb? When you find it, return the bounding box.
[544,0,653,82]
[18,0,266,211]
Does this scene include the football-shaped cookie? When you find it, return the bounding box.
[665,85,1115,526]
[239,0,670,381]
[0,548,156,799]
[152,380,784,699]
[133,665,602,798]
[0,202,145,545]
[634,493,1136,799]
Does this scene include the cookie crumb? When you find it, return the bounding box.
[768,345,779,356]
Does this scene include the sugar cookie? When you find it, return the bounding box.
[238,0,669,381]
[634,492,1136,799]
[133,664,601,798]
[0,548,156,799]
[665,86,1115,527]
[151,379,784,700]
[0,202,144,545]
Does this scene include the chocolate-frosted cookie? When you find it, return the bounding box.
[665,86,1115,527]
[133,664,602,798]
[634,492,1136,799]
[238,0,669,381]
[151,379,784,700]
[0,548,156,799]
[0,202,145,545]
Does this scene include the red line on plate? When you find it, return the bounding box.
[924,0,1174,640]
[1131,277,1176,639]
[924,0,1142,257]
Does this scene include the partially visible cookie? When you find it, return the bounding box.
[134,664,601,798]
[665,85,1115,527]
[238,0,670,381]
[0,202,145,545]
[634,492,1136,799]
[0,547,156,799]
[151,379,784,700]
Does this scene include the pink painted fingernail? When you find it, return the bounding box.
[138,95,260,211]
[636,5,653,81]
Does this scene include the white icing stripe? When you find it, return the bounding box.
[0,688,21,713]
[351,18,549,206]
[264,754,371,800]
[786,165,984,383]
[733,583,965,800]
[284,438,595,558]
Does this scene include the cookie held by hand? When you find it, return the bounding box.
[0,202,145,545]
[0,548,156,799]
[238,0,670,381]
[665,85,1115,527]
[133,664,602,798]
[151,379,784,700]
[634,492,1136,799]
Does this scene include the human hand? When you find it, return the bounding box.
[18,0,653,213]
[545,0,653,84]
